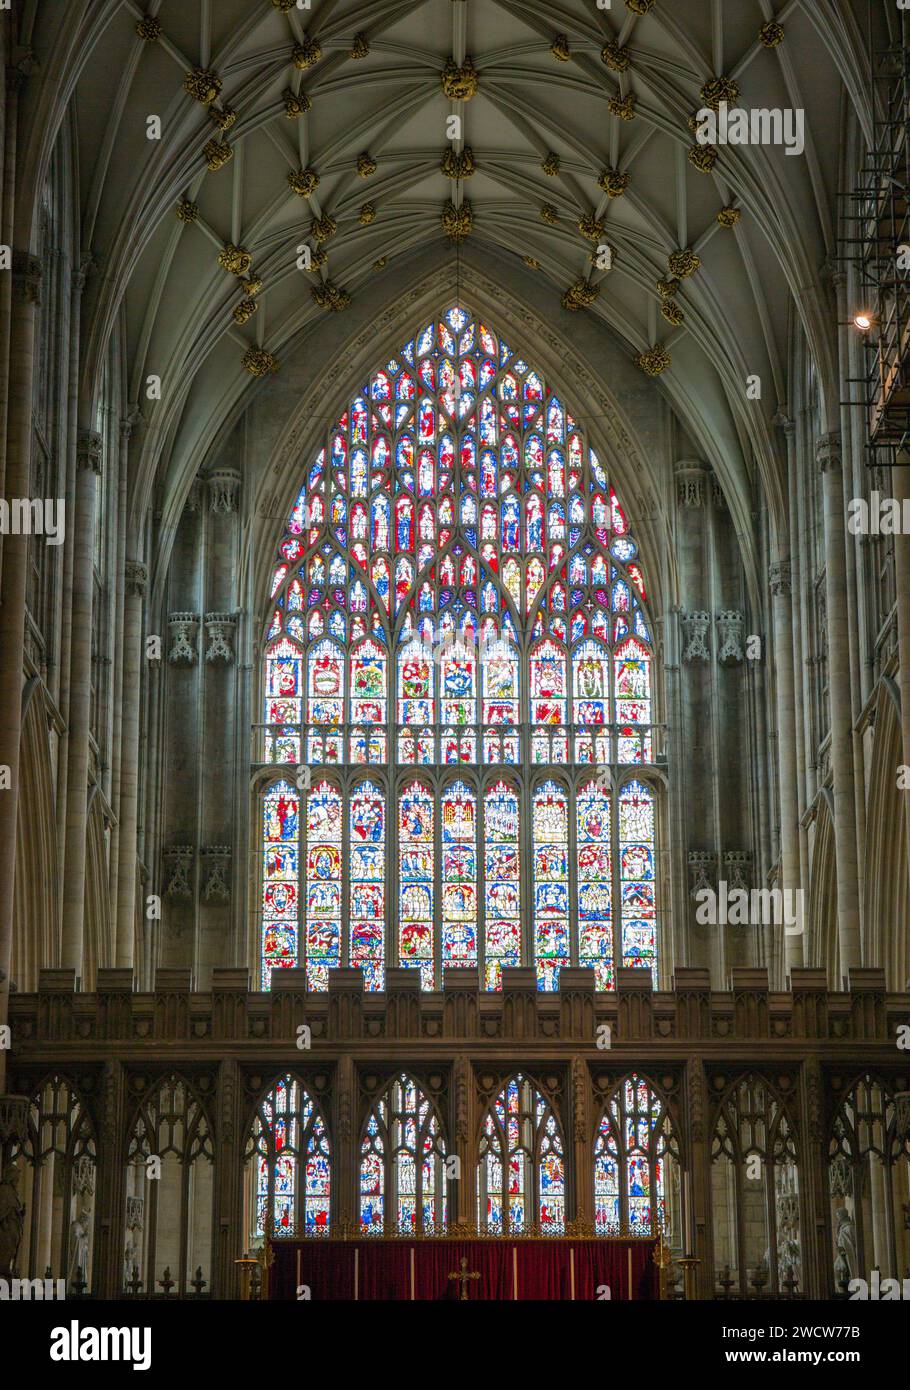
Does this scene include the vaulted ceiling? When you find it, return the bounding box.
[18,0,884,548]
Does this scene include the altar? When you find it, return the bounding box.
[266,1237,660,1301]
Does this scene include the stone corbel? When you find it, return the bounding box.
[723,850,752,892]
[681,610,711,662]
[202,846,231,903]
[675,462,707,507]
[168,613,199,665]
[687,850,716,899]
[716,610,744,665]
[163,845,195,899]
[207,468,242,514]
[204,612,237,664]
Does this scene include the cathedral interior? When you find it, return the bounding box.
[1,0,910,1308]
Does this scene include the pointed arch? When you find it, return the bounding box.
[594,1074,681,1238]
[255,304,661,994]
[477,1073,565,1235]
[864,685,909,987]
[359,1073,448,1235]
[244,1074,331,1243]
[12,686,58,992]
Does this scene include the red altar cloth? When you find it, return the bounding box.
[267,1238,659,1301]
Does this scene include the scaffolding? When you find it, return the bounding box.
[841,12,910,467]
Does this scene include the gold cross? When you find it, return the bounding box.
[448,1255,481,1301]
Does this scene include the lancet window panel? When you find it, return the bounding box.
[594,1074,680,1240]
[359,1074,448,1235]
[710,1074,802,1297]
[258,770,657,993]
[11,1074,97,1290]
[244,1074,331,1245]
[477,1074,565,1235]
[122,1075,215,1297]
[828,1074,910,1290]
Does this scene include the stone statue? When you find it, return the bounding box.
[67,1195,91,1289]
[834,1205,857,1279]
[0,1164,25,1277]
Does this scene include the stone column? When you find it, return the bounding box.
[92,1059,127,1298]
[0,251,41,1095]
[798,1055,828,1297]
[686,1055,712,1297]
[60,429,103,975]
[333,1055,356,1232]
[890,455,910,891]
[452,1053,474,1226]
[115,560,147,969]
[212,1058,243,1297]
[571,1055,593,1227]
[769,560,804,976]
[816,433,861,977]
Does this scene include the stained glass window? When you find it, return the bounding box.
[399,781,435,988]
[246,1076,331,1242]
[594,1075,677,1238]
[261,780,300,988]
[533,780,570,989]
[258,304,658,993]
[350,780,385,990]
[618,780,656,977]
[359,1074,448,1234]
[577,778,613,989]
[304,781,342,988]
[441,780,478,972]
[477,1075,565,1234]
[484,780,521,989]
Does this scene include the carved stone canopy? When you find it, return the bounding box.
[204,613,237,665]
[681,611,712,662]
[163,845,195,899]
[716,611,744,665]
[202,846,232,903]
[207,468,241,514]
[167,613,199,665]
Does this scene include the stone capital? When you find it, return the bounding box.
[125,561,148,598]
[77,428,103,473]
[769,560,792,597]
[816,432,842,474]
[12,250,42,305]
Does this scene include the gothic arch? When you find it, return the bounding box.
[82,787,113,990]
[807,794,839,986]
[863,684,909,988]
[243,1073,332,1242]
[359,1071,449,1235]
[12,683,58,992]
[255,303,661,994]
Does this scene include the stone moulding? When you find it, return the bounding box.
[8,967,906,1049]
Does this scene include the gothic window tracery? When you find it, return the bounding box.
[259,305,658,992]
[123,1074,214,1296]
[359,1074,448,1234]
[594,1075,680,1239]
[245,1075,331,1242]
[11,1075,97,1289]
[828,1074,910,1289]
[710,1074,802,1296]
[477,1074,565,1234]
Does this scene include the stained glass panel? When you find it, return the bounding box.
[533,780,569,990]
[619,780,656,979]
[484,781,521,989]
